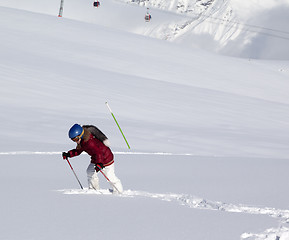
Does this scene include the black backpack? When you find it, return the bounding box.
[83,125,108,142]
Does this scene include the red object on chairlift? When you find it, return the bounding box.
[145,8,151,22]
[93,1,100,7]
[145,14,151,22]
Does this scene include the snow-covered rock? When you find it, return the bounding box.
[124,0,289,59]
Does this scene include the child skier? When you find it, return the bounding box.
[62,124,123,193]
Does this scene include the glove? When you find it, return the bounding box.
[95,163,104,172]
[62,152,70,160]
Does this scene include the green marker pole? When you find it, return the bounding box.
[105,102,130,149]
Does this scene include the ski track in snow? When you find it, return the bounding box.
[58,188,289,221]
[0,151,205,156]
[59,188,289,240]
[4,151,289,239]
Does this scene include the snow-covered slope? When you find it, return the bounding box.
[1,1,289,240]
[2,0,289,59]
[1,4,289,157]
[125,0,289,59]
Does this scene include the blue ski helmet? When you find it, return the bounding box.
[68,124,84,139]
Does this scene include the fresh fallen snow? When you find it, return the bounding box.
[0,1,289,240]
[1,153,289,239]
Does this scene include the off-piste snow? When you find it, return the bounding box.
[1,0,289,240]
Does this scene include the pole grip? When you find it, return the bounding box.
[105,102,113,113]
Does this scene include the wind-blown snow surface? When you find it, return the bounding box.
[125,0,289,60]
[1,2,289,240]
[2,0,289,59]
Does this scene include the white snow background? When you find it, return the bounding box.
[1,0,289,239]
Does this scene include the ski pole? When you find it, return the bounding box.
[105,102,130,149]
[95,164,121,194]
[66,158,83,189]
[58,0,64,17]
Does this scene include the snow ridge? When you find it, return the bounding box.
[127,190,289,240]
[60,188,289,239]
[122,0,289,59]
[60,188,289,220]
[123,190,289,221]
[0,151,203,156]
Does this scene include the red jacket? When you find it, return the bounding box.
[68,134,114,166]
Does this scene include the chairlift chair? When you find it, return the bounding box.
[93,1,100,7]
[145,7,151,22]
[145,14,151,22]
